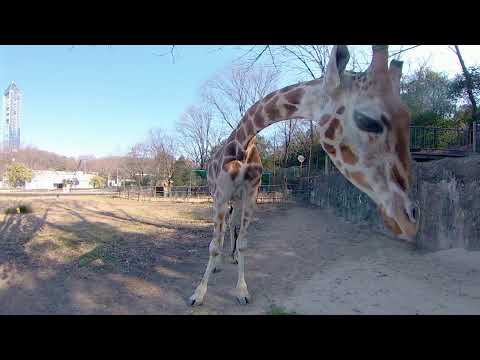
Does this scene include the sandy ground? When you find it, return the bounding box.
[1,196,479,314]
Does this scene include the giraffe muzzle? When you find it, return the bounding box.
[379,200,420,242]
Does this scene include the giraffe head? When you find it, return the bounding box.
[316,45,418,241]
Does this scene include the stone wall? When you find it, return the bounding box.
[298,154,480,251]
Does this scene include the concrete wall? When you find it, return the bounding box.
[299,154,480,251]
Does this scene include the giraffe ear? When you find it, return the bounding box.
[325,45,350,93]
[389,59,403,94]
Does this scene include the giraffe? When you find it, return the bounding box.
[189,45,419,306]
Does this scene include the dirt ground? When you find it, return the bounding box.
[1,195,479,315]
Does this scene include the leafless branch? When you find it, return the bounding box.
[388,45,421,59]
[152,45,176,63]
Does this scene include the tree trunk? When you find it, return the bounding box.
[454,45,479,146]
[454,45,479,144]
[454,45,478,121]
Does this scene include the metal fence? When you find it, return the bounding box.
[116,183,289,204]
[409,125,472,151]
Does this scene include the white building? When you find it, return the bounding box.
[24,170,96,190]
[3,81,22,152]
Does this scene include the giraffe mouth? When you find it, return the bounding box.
[379,201,419,242]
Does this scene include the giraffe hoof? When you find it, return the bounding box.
[189,294,203,307]
[236,296,250,305]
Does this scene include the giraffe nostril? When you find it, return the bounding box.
[406,204,419,223]
[403,204,418,223]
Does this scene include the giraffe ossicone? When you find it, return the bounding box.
[189,45,419,306]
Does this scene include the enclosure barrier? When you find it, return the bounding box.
[293,158,480,251]
[409,126,472,151]
[115,183,289,204]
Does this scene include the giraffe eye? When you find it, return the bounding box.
[354,111,384,134]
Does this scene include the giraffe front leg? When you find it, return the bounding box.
[234,191,257,305]
[189,202,227,306]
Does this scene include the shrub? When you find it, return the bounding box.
[4,203,33,215]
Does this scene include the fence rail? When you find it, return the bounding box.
[115,184,290,204]
[409,125,472,151]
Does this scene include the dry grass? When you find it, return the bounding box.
[0,195,213,272]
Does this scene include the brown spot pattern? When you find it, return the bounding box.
[395,135,410,172]
[263,91,277,103]
[236,126,246,143]
[340,143,358,165]
[322,142,336,156]
[244,164,262,182]
[236,147,245,161]
[265,98,281,120]
[391,164,407,191]
[284,88,305,105]
[224,161,242,181]
[350,171,372,191]
[245,119,255,137]
[254,111,265,128]
[284,103,298,117]
[325,118,341,140]
[224,142,237,157]
[248,103,259,116]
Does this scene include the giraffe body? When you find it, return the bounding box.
[190,45,419,306]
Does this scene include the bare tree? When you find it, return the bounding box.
[177,106,222,169]
[279,119,299,167]
[122,143,150,188]
[202,64,280,129]
[146,128,177,186]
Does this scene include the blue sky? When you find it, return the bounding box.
[0,45,247,157]
[1,45,479,158]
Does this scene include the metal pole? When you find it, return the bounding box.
[189,171,192,198]
[473,122,477,153]
[272,137,276,186]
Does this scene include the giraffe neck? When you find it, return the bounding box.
[226,79,327,150]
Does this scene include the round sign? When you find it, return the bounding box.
[297,155,305,163]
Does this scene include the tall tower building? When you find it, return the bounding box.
[3,81,22,152]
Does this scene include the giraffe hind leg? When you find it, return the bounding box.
[229,199,241,264]
[212,205,233,273]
